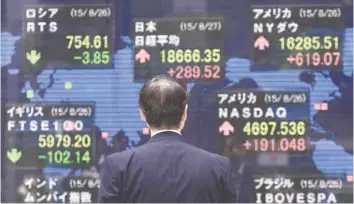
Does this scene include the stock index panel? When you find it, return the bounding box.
[4,103,96,202]
[133,17,225,82]
[217,90,309,153]
[5,103,95,168]
[22,4,114,71]
[1,0,353,203]
[252,4,344,70]
[217,89,352,203]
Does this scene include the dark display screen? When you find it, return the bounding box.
[1,0,353,203]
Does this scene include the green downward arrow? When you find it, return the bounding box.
[26,50,41,65]
[7,148,22,163]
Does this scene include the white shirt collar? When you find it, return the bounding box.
[151,129,181,137]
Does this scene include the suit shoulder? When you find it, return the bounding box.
[106,144,151,163]
[185,144,230,166]
[108,148,133,158]
[106,149,134,166]
[185,145,231,180]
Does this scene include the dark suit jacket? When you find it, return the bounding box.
[98,131,237,203]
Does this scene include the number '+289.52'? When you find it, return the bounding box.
[168,65,221,80]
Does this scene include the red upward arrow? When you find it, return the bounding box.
[254,36,270,50]
[219,121,234,136]
[135,49,150,64]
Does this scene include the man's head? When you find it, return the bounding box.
[138,75,188,131]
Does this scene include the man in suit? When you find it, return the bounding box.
[98,75,238,202]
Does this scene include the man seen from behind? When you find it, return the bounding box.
[98,75,238,202]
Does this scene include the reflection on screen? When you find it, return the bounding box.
[1,0,353,203]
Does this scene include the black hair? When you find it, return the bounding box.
[138,75,188,129]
